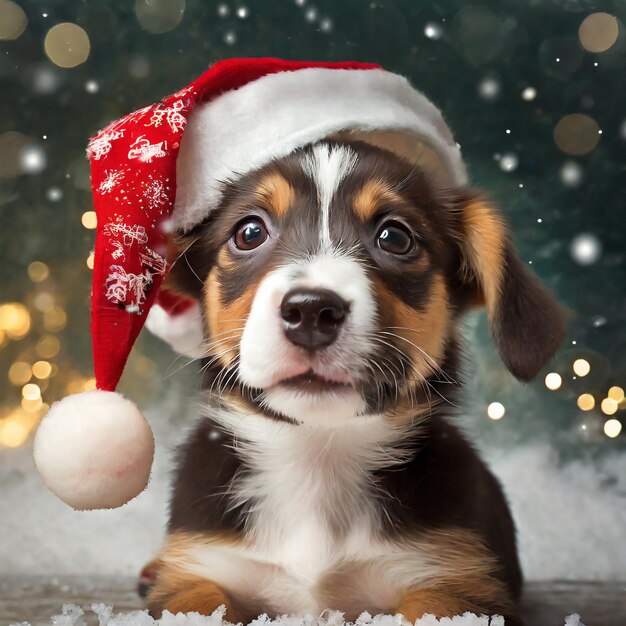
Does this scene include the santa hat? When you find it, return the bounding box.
[33,57,467,510]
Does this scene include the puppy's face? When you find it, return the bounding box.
[172,141,564,426]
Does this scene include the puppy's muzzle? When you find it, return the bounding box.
[280,288,349,350]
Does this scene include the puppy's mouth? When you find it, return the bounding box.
[275,370,353,394]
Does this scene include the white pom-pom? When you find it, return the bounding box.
[33,390,154,510]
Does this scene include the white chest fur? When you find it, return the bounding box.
[175,412,441,616]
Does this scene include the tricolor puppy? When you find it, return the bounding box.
[145,140,564,623]
[31,59,564,626]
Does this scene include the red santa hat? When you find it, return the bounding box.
[33,57,467,510]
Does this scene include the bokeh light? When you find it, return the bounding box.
[600,397,618,415]
[22,383,41,401]
[0,415,30,448]
[487,402,505,420]
[135,0,185,34]
[554,114,600,156]
[578,13,619,53]
[577,394,595,411]
[19,144,47,175]
[570,233,602,266]
[44,23,91,68]
[521,87,537,101]
[0,0,27,40]
[560,161,583,187]
[607,386,624,403]
[37,335,61,359]
[0,303,31,339]
[424,22,443,40]
[8,361,32,386]
[603,419,622,439]
[545,372,562,391]
[32,361,53,380]
[573,359,591,377]
[27,261,50,282]
[81,211,98,229]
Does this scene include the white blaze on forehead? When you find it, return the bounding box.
[301,144,358,248]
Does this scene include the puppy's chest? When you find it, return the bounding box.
[235,427,383,576]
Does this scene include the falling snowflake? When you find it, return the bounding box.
[87,129,124,160]
[142,177,171,212]
[105,265,152,309]
[127,136,167,163]
[148,100,187,133]
[98,170,124,194]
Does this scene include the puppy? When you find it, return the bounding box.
[145,140,564,624]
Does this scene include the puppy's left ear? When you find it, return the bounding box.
[454,196,565,381]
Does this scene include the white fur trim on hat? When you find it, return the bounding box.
[173,68,467,231]
[145,302,205,358]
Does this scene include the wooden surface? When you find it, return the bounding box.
[0,578,624,626]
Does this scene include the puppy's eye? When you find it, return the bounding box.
[376,221,415,255]
[233,219,268,251]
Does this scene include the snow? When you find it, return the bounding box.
[1,409,625,580]
[19,603,586,626]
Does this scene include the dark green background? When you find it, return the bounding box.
[1,0,624,458]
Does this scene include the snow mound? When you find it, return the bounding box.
[18,604,586,626]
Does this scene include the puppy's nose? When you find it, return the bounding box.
[280,288,348,349]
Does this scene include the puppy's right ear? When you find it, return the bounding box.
[454,196,565,381]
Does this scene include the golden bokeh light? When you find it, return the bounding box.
[0,302,31,339]
[81,210,97,229]
[0,329,6,348]
[86,252,95,269]
[573,358,591,377]
[32,360,52,380]
[607,386,624,403]
[135,0,185,34]
[27,261,50,282]
[8,361,32,386]
[37,335,61,358]
[554,114,600,156]
[22,383,41,401]
[600,397,618,416]
[44,23,90,68]
[544,372,562,391]
[0,0,27,40]
[577,393,595,411]
[0,417,29,448]
[83,377,97,391]
[34,292,55,312]
[43,305,67,332]
[604,418,622,439]
[487,402,505,420]
[579,12,619,53]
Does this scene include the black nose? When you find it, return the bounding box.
[280,288,349,349]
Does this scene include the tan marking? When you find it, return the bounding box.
[374,273,450,382]
[353,180,404,221]
[461,201,506,320]
[395,528,517,621]
[148,531,249,620]
[205,267,259,368]
[254,172,295,218]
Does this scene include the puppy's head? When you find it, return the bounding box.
[169,141,564,426]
